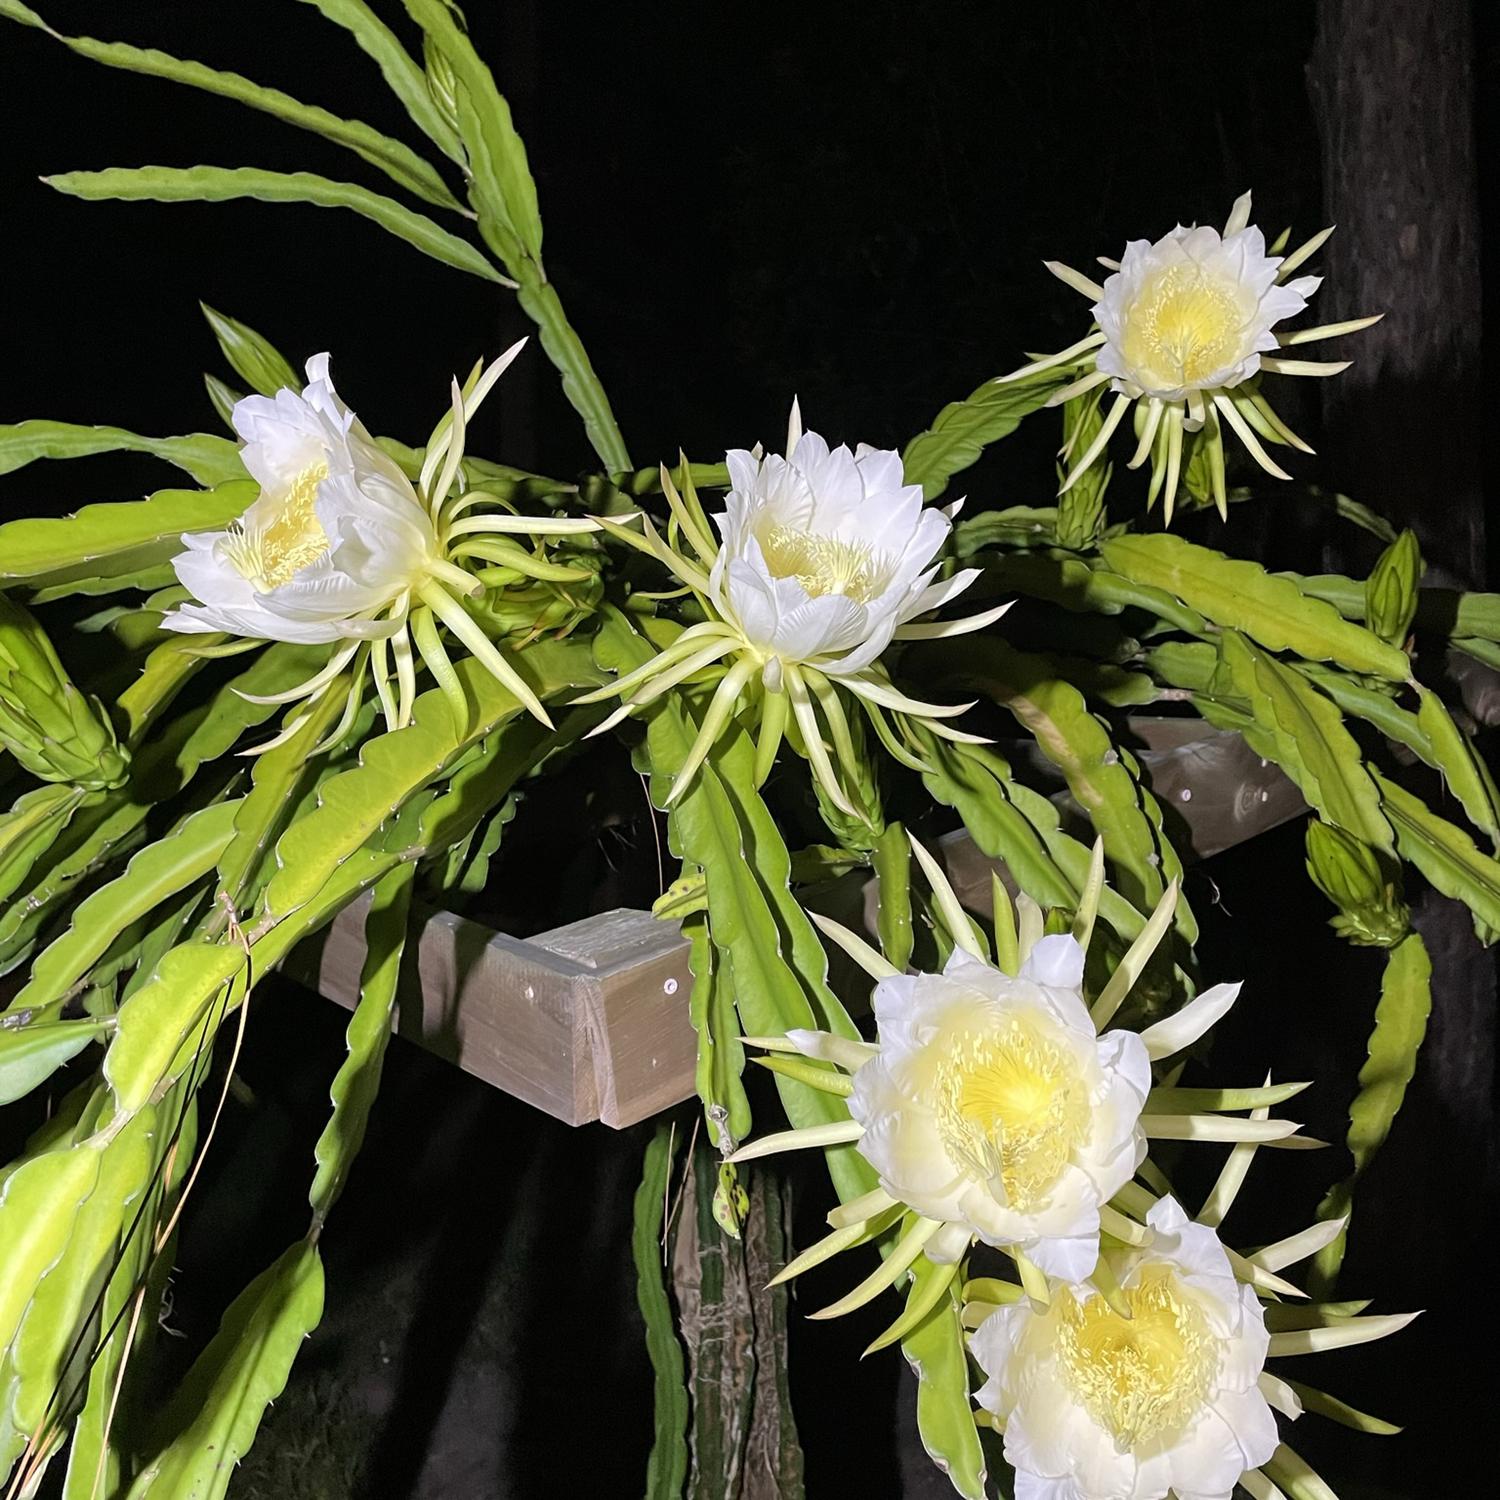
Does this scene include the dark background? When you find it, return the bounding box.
[2,3,1496,1497]
[0,1,1335,511]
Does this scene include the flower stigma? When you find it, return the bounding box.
[756,524,888,604]
[1055,1268,1217,1449]
[222,462,330,592]
[933,1016,1090,1210]
[1119,266,1252,392]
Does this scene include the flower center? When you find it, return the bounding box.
[757,524,884,604]
[933,1016,1090,1210]
[1120,266,1251,390]
[223,462,330,592]
[1055,1269,1218,1449]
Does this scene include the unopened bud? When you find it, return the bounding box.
[0,595,130,791]
[1304,819,1408,947]
[1365,529,1420,647]
[1056,396,1110,548]
[423,36,462,136]
[473,565,605,646]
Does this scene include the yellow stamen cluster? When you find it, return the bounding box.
[1055,1268,1217,1448]
[224,462,330,592]
[757,524,886,604]
[1119,267,1251,390]
[934,1017,1090,1210]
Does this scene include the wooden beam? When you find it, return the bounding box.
[299,899,695,1129]
[296,720,1304,1129]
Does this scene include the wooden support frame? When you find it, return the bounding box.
[296,718,1305,1130]
[302,898,696,1129]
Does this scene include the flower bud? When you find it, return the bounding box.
[472,564,605,646]
[1364,529,1421,647]
[1304,818,1408,947]
[0,595,130,791]
[807,711,883,850]
[423,36,462,137]
[421,4,469,139]
[1055,396,1110,548]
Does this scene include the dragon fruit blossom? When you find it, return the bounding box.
[999,193,1380,522]
[164,341,602,748]
[579,404,1009,810]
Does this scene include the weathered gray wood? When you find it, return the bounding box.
[542,907,699,1128]
[304,898,694,1128]
[308,902,590,1124]
[297,719,1304,1128]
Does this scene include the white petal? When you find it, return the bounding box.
[773,592,867,661]
[1023,1225,1099,1284]
[1004,1369,1093,1479]
[969,1301,1031,1414]
[1065,1399,1143,1497]
[784,1028,878,1071]
[1093,1029,1153,1107]
[1013,1474,1078,1500]
[1163,1405,1254,1500]
[1137,982,1243,1060]
[1019,933,1085,991]
[852,441,907,497]
[171,531,259,613]
[163,601,344,644]
[867,972,931,1052]
[925,1219,975,1264]
[1153,1199,1234,1267]
[722,557,780,647]
[1145,1193,1193,1235]
[158,607,223,636]
[854,1109,967,1212]
[723,448,764,514]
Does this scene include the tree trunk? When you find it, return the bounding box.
[1308,0,1484,584]
[1307,11,1496,1492]
[670,1144,805,1500]
[1308,0,1494,1182]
